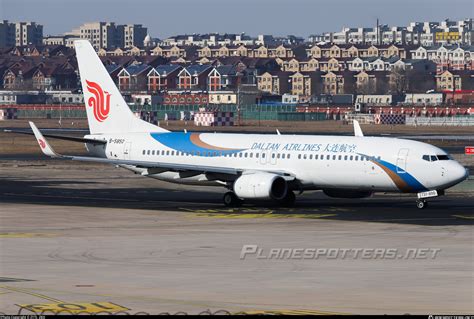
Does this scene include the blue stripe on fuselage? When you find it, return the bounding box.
[150,132,244,156]
[376,159,427,192]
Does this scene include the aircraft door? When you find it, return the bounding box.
[396,148,409,173]
[123,142,132,160]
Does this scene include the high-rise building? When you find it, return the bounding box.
[78,22,118,50]
[119,24,147,48]
[0,20,43,48]
[73,22,148,50]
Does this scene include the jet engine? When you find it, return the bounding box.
[233,172,288,200]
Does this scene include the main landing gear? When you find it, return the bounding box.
[279,191,296,207]
[223,192,242,207]
[223,191,297,207]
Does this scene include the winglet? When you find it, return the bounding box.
[29,121,61,158]
[353,120,364,137]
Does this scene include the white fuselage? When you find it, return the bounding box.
[84,131,468,194]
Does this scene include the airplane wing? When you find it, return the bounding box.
[29,122,295,180]
[4,128,106,145]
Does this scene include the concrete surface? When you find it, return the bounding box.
[0,160,473,315]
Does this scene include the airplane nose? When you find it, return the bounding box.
[452,163,469,184]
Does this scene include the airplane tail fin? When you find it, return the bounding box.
[74,40,168,135]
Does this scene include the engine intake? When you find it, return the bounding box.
[234,172,287,200]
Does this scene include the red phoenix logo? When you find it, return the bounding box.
[86,80,111,122]
[38,139,46,149]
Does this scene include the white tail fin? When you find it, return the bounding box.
[74,40,168,134]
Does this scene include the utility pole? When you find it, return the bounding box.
[237,83,241,126]
[376,18,379,46]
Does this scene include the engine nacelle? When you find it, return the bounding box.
[234,172,287,200]
[323,189,373,198]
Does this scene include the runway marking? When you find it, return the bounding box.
[0,233,57,238]
[0,285,64,303]
[452,214,474,219]
[17,301,130,314]
[237,309,350,315]
[182,208,337,219]
[3,285,130,314]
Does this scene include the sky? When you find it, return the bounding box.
[0,0,472,39]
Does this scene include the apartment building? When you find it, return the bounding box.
[0,20,43,48]
[317,19,472,46]
[436,70,474,91]
[73,22,147,50]
[118,24,148,48]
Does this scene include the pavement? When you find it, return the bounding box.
[0,159,473,315]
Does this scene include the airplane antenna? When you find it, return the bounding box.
[184,129,187,133]
[276,129,281,135]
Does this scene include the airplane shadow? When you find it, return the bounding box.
[0,177,472,226]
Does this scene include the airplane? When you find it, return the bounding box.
[21,40,470,209]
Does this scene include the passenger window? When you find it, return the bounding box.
[298,154,301,159]
[245,153,248,158]
[332,155,336,160]
[250,153,253,158]
[338,155,342,160]
[430,155,438,162]
[142,150,146,155]
[262,153,266,158]
[215,151,218,157]
[355,156,359,161]
[287,154,291,159]
[277,154,280,159]
[281,154,285,159]
[315,155,318,160]
[349,155,353,161]
[147,150,151,155]
[326,155,330,160]
[152,150,155,155]
[239,153,242,158]
[303,154,307,160]
[256,153,259,158]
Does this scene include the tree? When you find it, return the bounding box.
[389,68,408,94]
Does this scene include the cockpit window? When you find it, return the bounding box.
[423,154,452,162]
[437,155,451,160]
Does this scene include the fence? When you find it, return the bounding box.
[405,116,474,126]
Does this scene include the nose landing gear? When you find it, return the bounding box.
[415,190,443,209]
[416,199,428,209]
